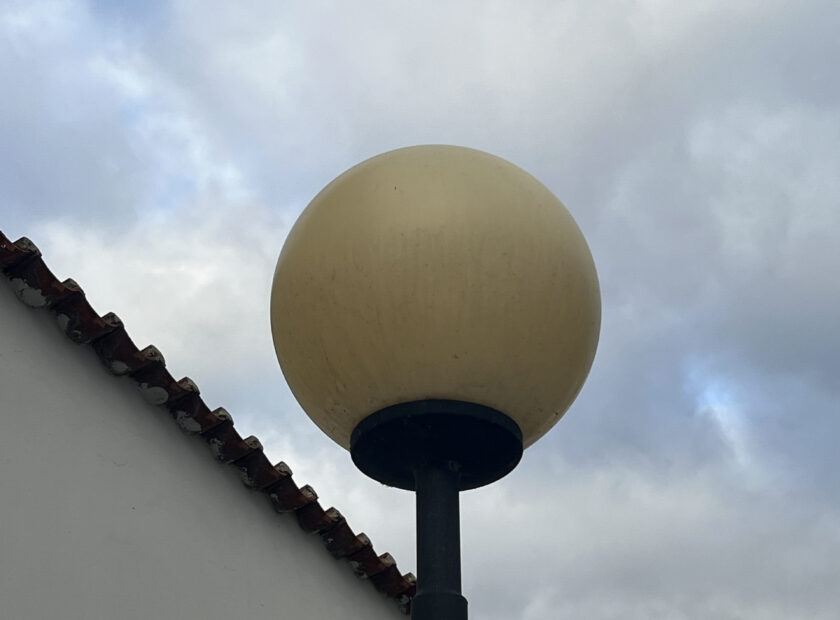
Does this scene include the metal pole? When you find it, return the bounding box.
[412,460,468,620]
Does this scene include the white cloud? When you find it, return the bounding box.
[29,191,293,411]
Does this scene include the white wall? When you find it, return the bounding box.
[0,281,402,620]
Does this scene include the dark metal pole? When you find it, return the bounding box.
[412,460,468,620]
[351,402,522,618]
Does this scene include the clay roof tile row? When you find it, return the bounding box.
[0,230,416,614]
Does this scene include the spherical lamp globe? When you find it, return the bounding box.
[270,145,600,490]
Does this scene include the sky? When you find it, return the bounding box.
[2,1,839,618]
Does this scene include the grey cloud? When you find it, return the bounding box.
[0,7,145,229]
[3,1,839,618]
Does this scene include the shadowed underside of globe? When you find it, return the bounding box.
[270,145,600,450]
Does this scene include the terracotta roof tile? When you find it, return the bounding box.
[0,231,416,614]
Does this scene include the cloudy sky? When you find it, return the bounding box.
[2,1,839,618]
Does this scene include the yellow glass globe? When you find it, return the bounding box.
[271,145,600,450]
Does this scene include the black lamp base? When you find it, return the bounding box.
[350,399,523,491]
[350,400,523,620]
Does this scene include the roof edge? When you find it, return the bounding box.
[0,231,415,614]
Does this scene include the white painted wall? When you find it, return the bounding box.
[0,281,403,620]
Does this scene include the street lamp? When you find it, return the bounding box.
[270,145,600,619]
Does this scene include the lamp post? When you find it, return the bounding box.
[270,145,600,620]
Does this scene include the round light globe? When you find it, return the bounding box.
[271,145,600,452]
